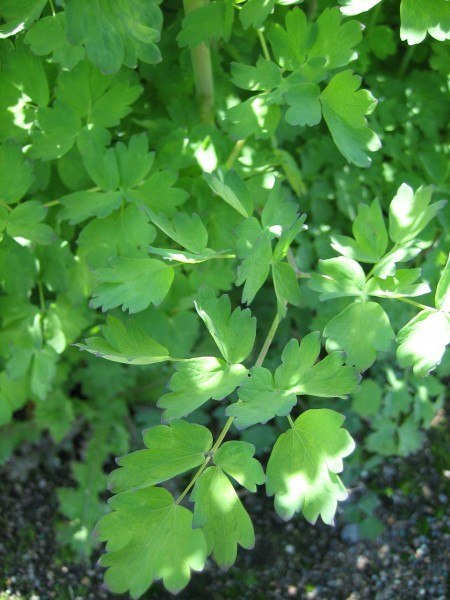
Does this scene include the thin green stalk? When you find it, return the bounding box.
[175,312,282,504]
[287,415,295,428]
[257,29,271,62]
[37,280,46,312]
[183,0,215,124]
[49,0,56,16]
[392,296,431,312]
[225,139,247,170]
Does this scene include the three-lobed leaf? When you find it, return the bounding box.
[266,409,355,523]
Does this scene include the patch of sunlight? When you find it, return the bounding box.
[8,92,33,131]
[192,136,218,173]
[12,236,31,247]
[73,525,89,542]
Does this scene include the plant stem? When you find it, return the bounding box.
[287,415,295,428]
[183,0,215,124]
[175,312,282,504]
[225,139,247,170]
[392,296,431,312]
[257,29,271,62]
[49,0,56,16]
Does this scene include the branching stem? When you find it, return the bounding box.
[175,312,281,504]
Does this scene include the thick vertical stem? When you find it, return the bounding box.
[183,0,215,124]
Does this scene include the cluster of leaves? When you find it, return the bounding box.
[0,0,449,597]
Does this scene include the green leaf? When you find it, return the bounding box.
[177,0,234,47]
[397,416,424,455]
[397,309,450,376]
[324,302,395,371]
[29,101,81,160]
[108,420,213,493]
[226,366,297,429]
[0,0,46,37]
[400,0,450,45]
[435,254,450,312]
[6,201,55,245]
[231,57,281,92]
[91,258,174,313]
[0,372,28,426]
[236,233,273,304]
[116,133,154,189]
[158,358,248,420]
[35,390,74,443]
[275,333,360,397]
[204,169,253,218]
[240,0,275,29]
[351,379,382,417]
[0,141,34,205]
[65,0,162,74]
[97,487,207,597]
[331,199,388,263]
[59,190,122,225]
[321,70,381,167]
[56,62,142,129]
[213,441,266,492]
[309,257,366,300]
[25,14,85,69]
[146,210,209,254]
[268,7,362,72]
[76,316,170,365]
[191,467,254,568]
[365,269,431,298]
[272,262,302,315]
[266,409,355,523]
[285,83,322,127]
[339,0,382,16]
[30,345,58,400]
[195,287,256,364]
[77,204,156,268]
[148,247,230,265]
[389,183,446,244]
[226,95,280,140]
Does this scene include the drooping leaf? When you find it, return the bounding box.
[266,409,355,523]
[331,199,388,263]
[96,487,207,597]
[236,232,273,304]
[191,467,254,569]
[397,309,450,376]
[389,183,446,244]
[435,254,450,312]
[76,316,170,365]
[321,70,381,167]
[194,287,256,364]
[213,441,266,492]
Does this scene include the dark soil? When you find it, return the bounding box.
[0,428,449,600]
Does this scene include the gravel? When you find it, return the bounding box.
[0,428,448,600]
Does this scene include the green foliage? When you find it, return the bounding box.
[1,0,449,597]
